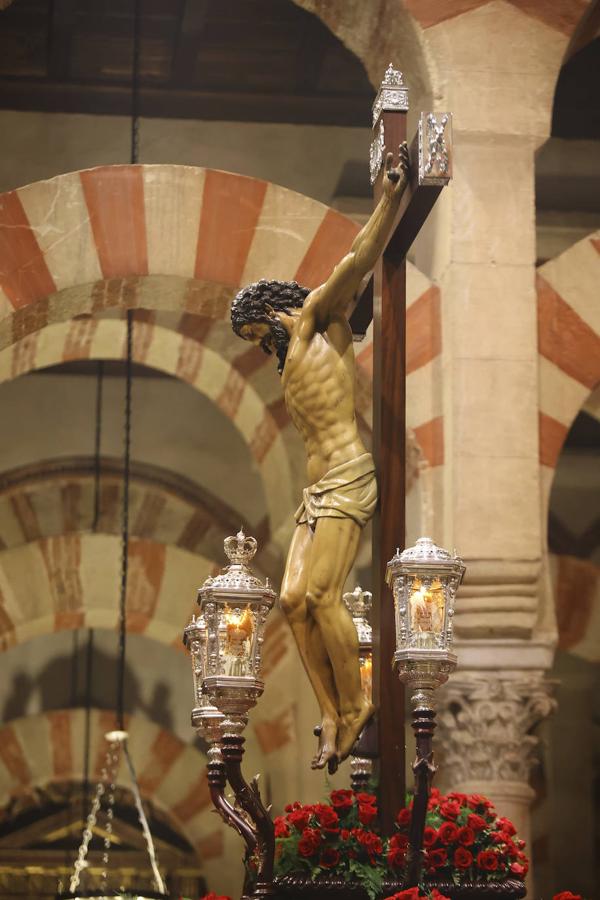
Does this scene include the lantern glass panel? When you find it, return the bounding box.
[407,574,446,648]
[184,616,208,707]
[222,604,256,676]
[359,653,373,701]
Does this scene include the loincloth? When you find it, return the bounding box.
[295,453,378,530]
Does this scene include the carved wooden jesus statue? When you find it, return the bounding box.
[231,145,409,772]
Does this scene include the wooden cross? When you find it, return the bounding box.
[352,65,453,834]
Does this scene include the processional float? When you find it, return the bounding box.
[182,64,459,899]
[181,65,524,900]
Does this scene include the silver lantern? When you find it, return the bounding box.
[343,585,373,706]
[199,530,276,726]
[183,613,224,745]
[343,585,374,789]
[386,536,465,699]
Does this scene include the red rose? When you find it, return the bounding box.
[510,862,529,878]
[287,807,312,831]
[384,890,420,900]
[438,821,459,845]
[426,848,448,869]
[330,789,354,810]
[468,793,492,809]
[341,828,351,840]
[457,826,475,846]
[358,803,378,825]
[467,813,487,832]
[440,800,461,819]
[200,894,231,900]
[447,791,468,805]
[428,787,441,811]
[454,847,473,868]
[390,832,409,850]
[477,850,499,871]
[320,846,341,868]
[314,804,340,832]
[505,840,519,860]
[298,827,321,857]
[274,816,289,838]
[355,792,377,806]
[430,891,452,900]
[497,816,517,836]
[396,807,411,827]
[552,894,581,900]
[354,828,383,860]
[423,826,437,847]
[387,845,407,868]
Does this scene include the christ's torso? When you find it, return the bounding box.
[281,316,366,484]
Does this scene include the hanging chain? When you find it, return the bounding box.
[124,740,166,894]
[131,0,142,166]
[69,737,121,894]
[82,629,94,826]
[92,361,104,532]
[99,740,121,892]
[117,310,133,732]
[68,4,164,895]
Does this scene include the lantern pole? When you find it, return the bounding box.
[184,530,276,899]
[386,537,466,887]
[344,586,375,794]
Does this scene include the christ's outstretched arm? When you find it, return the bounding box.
[306,143,410,329]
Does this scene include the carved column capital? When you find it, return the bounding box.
[437,672,556,784]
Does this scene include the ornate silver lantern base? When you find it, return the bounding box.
[350,755,373,792]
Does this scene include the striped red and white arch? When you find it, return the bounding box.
[0,165,446,528]
[0,708,231,885]
[537,230,600,511]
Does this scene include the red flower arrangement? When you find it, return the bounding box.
[275,790,386,899]
[389,788,529,883]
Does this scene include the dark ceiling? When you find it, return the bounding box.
[0,0,374,125]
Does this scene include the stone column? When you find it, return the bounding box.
[409,4,574,887]
[436,666,556,891]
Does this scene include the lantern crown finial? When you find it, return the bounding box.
[382,63,405,87]
[224,529,257,567]
[343,584,373,619]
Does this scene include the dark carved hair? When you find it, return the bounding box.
[231,279,310,336]
[231,279,311,373]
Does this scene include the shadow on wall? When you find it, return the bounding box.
[1,632,174,732]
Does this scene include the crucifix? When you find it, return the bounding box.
[350,64,453,835]
[230,63,452,832]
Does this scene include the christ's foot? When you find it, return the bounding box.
[311,718,338,771]
[336,700,375,762]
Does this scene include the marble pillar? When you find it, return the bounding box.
[436,662,556,892]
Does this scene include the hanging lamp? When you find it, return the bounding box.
[57,2,169,897]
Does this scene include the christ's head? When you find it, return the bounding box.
[231,279,310,373]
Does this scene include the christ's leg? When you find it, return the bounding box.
[306,516,375,764]
[280,523,340,769]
